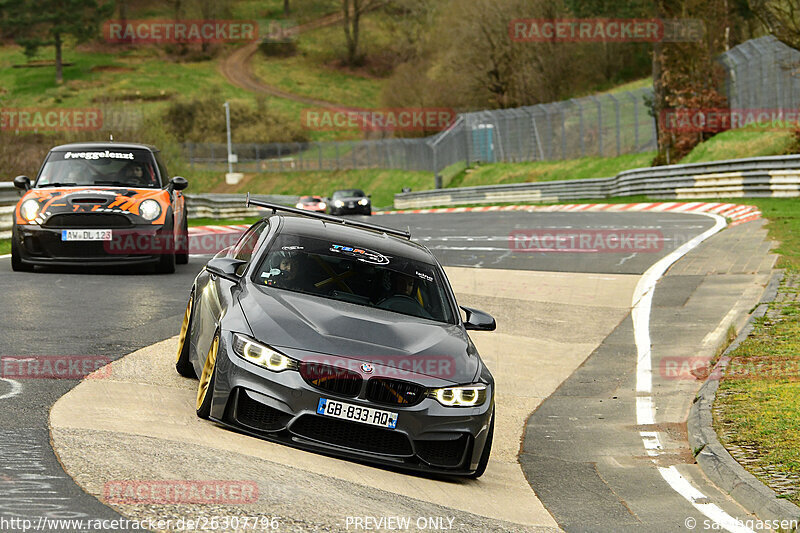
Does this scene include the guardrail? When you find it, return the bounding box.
[2,155,798,240]
[184,193,299,219]
[394,155,800,209]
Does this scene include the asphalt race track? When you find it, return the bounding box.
[0,210,774,532]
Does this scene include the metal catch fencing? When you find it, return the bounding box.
[720,35,800,112]
[182,87,657,179]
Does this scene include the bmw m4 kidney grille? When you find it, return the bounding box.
[365,378,425,406]
[291,415,413,456]
[43,213,133,228]
[299,362,362,397]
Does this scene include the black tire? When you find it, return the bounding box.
[175,292,197,378]
[176,215,189,265]
[468,414,494,479]
[10,234,33,272]
[196,334,219,419]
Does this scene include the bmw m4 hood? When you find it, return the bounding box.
[238,286,479,384]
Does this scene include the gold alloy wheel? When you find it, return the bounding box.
[197,335,219,410]
[176,295,193,363]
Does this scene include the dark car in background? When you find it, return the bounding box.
[328,189,371,216]
[176,199,497,477]
[11,142,188,273]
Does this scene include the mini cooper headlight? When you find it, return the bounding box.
[334,200,344,208]
[296,202,304,209]
[232,333,298,372]
[139,199,161,221]
[358,198,369,206]
[318,202,327,210]
[431,384,487,407]
[20,199,40,223]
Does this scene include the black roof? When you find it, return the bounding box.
[49,142,159,153]
[273,215,435,265]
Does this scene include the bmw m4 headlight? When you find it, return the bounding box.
[358,198,369,206]
[139,199,161,221]
[334,200,344,208]
[431,384,487,407]
[232,333,298,372]
[20,199,40,223]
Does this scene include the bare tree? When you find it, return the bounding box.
[749,0,800,49]
[342,0,383,65]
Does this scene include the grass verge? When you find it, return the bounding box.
[0,239,10,256]
[706,198,800,506]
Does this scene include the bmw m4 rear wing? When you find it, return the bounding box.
[245,193,412,240]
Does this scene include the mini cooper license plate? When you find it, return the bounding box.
[61,229,113,241]
[317,398,398,429]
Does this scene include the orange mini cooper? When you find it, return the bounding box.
[11,142,188,273]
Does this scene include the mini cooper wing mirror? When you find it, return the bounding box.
[206,257,247,282]
[169,176,188,191]
[13,176,31,191]
[460,306,496,331]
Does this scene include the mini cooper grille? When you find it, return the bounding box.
[365,378,426,406]
[291,415,413,456]
[299,362,362,397]
[415,435,470,467]
[235,391,286,431]
[43,213,133,228]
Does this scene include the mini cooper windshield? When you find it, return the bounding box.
[256,234,456,324]
[36,149,161,189]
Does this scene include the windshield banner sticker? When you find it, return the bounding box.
[330,244,389,265]
[63,151,135,160]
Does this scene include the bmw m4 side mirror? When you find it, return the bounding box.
[13,176,31,191]
[461,306,496,331]
[207,257,247,282]
[169,176,188,191]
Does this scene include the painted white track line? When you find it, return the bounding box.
[632,211,757,533]
[0,378,22,400]
[0,254,10,259]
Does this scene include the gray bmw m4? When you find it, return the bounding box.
[176,200,497,477]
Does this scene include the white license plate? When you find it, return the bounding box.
[61,229,112,241]
[317,398,398,429]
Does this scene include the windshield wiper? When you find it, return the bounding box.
[94,180,127,186]
[38,182,78,187]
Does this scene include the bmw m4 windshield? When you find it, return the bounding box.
[256,234,456,324]
[36,149,161,188]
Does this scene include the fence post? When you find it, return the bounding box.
[608,93,621,157]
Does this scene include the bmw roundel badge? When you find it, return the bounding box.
[361,363,374,374]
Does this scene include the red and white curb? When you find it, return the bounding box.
[374,202,761,226]
[187,203,761,240]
